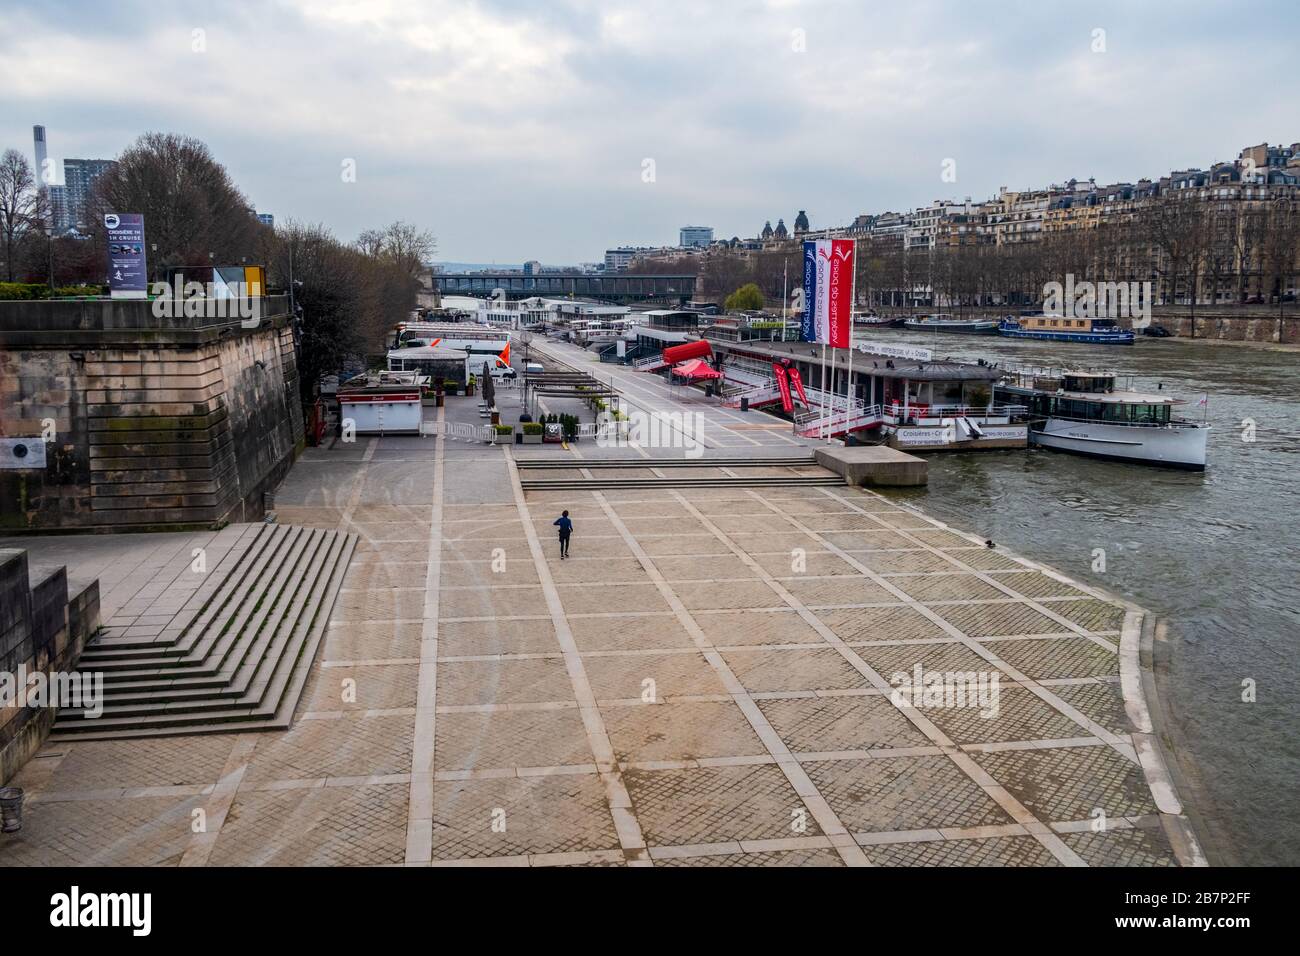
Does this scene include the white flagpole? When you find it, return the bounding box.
[820,343,827,442]
[782,260,788,325]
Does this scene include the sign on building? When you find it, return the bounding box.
[895,426,955,446]
[0,438,48,470]
[858,342,933,362]
[105,213,148,299]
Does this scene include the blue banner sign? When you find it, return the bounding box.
[105,212,148,299]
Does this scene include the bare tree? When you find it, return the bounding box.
[0,149,43,281]
[1259,197,1299,329]
[357,221,436,279]
[92,132,265,274]
[1204,202,1238,309]
[699,249,751,300]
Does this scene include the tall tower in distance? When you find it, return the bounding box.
[33,125,49,184]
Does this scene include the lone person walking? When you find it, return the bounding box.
[553,510,573,559]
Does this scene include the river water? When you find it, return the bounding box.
[855,327,1300,865]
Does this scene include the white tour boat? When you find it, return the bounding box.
[996,367,1209,470]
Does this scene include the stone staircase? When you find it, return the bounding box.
[51,523,357,740]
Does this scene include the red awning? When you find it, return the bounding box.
[662,340,713,364]
[671,358,722,380]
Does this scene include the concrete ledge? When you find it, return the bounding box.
[814,445,927,487]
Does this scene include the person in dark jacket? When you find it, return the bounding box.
[553,510,573,559]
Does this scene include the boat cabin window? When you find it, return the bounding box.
[1062,374,1113,393]
[1050,398,1171,423]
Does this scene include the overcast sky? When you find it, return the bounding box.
[2,0,1296,264]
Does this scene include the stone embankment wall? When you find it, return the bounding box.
[0,548,99,782]
[0,297,304,532]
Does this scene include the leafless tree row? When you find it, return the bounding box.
[856,197,1300,314]
[686,197,1299,314]
[0,132,437,403]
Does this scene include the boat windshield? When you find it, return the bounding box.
[1050,397,1172,424]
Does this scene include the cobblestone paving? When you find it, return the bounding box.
[1,424,1189,868]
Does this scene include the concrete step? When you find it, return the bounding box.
[67,531,343,717]
[52,526,358,738]
[87,525,303,679]
[520,475,844,490]
[515,457,818,470]
[74,528,333,709]
[79,523,285,666]
[84,524,268,654]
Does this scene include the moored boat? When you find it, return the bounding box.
[995,366,1209,469]
[998,313,1135,344]
[902,313,999,334]
[855,313,904,328]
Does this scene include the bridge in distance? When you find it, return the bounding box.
[434,272,697,304]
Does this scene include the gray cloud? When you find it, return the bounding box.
[1,0,1294,262]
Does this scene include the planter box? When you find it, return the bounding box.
[522,432,543,444]
[490,431,513,444]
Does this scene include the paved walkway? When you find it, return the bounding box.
[527,337,814,451]
[0,371,1204,867]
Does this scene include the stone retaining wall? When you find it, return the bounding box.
[0,548,100,783]
[0,298,305,531]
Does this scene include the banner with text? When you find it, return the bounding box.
[825,238,854,349]
[803,238,855,348]
[787,365,809,406]
[800,241,817,342]
[772,363,793,412]
[105,213,148,299]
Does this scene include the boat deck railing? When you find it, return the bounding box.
[1037,413,1208,430]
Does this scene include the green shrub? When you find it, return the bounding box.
[493,424,514,434]
[724,283,765,311]
[0,283,51,300]
[522,422,544,435]
[0,282,105,300]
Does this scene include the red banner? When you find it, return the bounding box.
[827,239,854,349]
[787,366,809,407]
[771,363,793,412]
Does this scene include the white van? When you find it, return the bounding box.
[524,362,544,376]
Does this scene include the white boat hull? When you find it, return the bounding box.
[1032,419,1209,470]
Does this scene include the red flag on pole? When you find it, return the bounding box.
[771,363,793,413]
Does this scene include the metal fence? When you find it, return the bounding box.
[420,421,491,441]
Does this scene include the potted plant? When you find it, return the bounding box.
[443,378,460,396]
[467,374,477,397]
[491,423,514,444]
[522,422,544,445]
